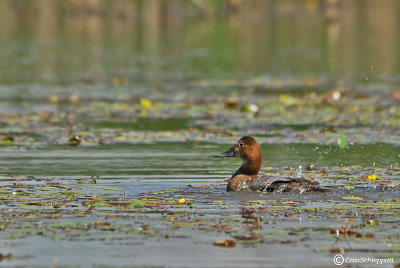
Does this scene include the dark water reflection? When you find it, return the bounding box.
[0,142,398,177]
[0,0,399,99]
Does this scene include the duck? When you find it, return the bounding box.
[214,136,325,192]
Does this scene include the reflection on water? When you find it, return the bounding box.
[0,0,399,98]
[0,142,398,177]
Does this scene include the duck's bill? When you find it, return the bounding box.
[214,146,236,158]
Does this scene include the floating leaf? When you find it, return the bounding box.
[140,98,152,109]
[95,221,110,226]
[0,253,13,261]
[90,201,112,207]
[366,219,380,226]
[241,104,259,113]
[1,136,14,144]
[107,201,132,206]
[49,94,59,103]
[279,94,297,106]
[337,135,348,149]
[69,93,82,103]
[341,196,363,201]
[329,248,346,253]
[65,193,75,199]
[129,200,147,207]
[365,233,375,239]
[68,135,81,146]
[188,184,217,188]
[112,76,126,86]
[213,239,236,248]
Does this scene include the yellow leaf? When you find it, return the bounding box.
[178,198,186,204]
[69,93,81,103]
[113,76,125,86]
[368,174,376,182]
[306,0,319,12]
[140,98,152,109]
[49,95,59,103]
[279,94,291,102]
[279,94,297,106]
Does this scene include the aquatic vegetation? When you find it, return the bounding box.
[0,165,400,265]
[368,174,377,182]
[1,86,399,264]
[1,81,400,147]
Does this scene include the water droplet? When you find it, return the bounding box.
[370,65,374,70]
[366,76,369,81]
[296,165,302,178]
[332,91,341,100]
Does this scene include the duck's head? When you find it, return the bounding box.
[214,136,262,164]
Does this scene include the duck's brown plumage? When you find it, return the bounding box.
[214,136,326,192]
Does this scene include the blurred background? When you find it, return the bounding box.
[1,0,399,99]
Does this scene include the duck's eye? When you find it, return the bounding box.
[239,143,245,147]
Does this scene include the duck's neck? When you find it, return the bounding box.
[231,158,261,178]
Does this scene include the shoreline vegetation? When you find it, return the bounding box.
[1,0,399,82]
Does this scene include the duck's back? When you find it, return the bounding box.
[249,175,326,192]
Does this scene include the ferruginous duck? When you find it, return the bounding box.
[214,136,325,192]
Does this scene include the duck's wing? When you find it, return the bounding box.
[249,175,327,192]
[248,175,292,191]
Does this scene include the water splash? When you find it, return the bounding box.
[296,165,303,178]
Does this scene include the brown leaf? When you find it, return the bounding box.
[392,91,400,100]
[188,184,217,188]
[213,239,236,248]
[329,248,346,253]
[95,221,110,226]
[320,169,329,175]
[365,233,375,239]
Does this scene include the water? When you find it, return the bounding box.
[1,1,400,267]
[1,143,398,177]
